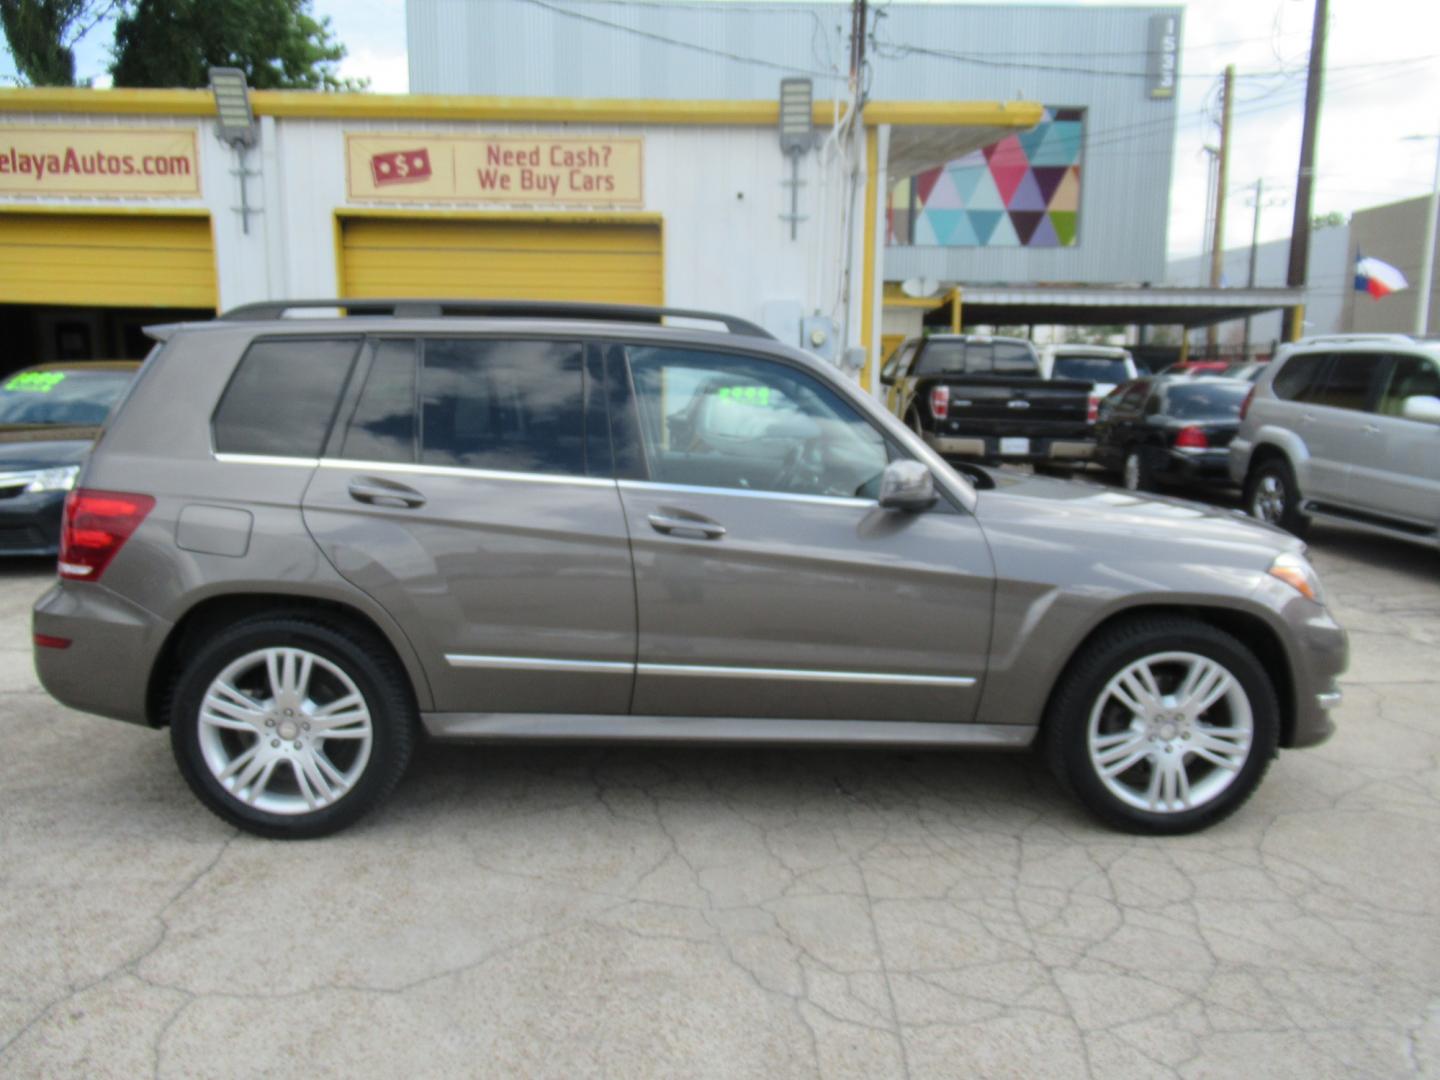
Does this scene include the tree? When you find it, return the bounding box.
[110,0,362,90]
[0,0,123,85]
[1311,211,1349,231]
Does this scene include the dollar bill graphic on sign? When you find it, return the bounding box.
[369,148,432,186]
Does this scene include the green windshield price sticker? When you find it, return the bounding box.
[716,385,772,407]
[4,371,67,393]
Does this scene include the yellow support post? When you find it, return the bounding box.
[949,286,963,333]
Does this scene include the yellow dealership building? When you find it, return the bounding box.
[0,88,1038,388]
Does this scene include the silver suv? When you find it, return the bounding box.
[1231,334,1440,547]
[34,300,1347,838]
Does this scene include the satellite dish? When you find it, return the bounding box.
[901,276,941,299]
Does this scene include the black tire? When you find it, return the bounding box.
[1121,447,1153,492]
[1243,456,1310,536]
[169,614,417,839]
[1043,616,1279,835]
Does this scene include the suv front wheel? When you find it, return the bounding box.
[169,615,417,839]
[1244,457,1309,536]
[1044,616,1279,834]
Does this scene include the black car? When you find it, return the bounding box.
[1094,376,1250,492]
[0,362,139,556]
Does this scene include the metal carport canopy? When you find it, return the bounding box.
[931,284,1306,329]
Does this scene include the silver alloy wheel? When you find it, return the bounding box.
[1086,650,1254,814]
[1122,451,1142,490]
[1251,472,1286,524]
[197,646,374,815]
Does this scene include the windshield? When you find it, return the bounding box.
[1164,382,1248,420]
[1052,356,1130,384]
[0,370,134,425]
[914,341,1037,377]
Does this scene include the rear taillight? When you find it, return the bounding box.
[58,489,155,582]
[1087,394,1100,423]
[929,385,950,420]
[1239,386,1256,421]
[1174,425,1209,450]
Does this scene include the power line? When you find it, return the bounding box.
[518,0,844,81]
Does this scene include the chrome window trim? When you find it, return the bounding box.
[444,653,975,687]
[319,458,615,489]
[618,478,876,510]
[446,654,632,674]
[214,453,320,468]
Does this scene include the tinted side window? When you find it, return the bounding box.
[1118,381,1150,411]
[627,347,889,499]
[882,342,915,383]
[1378,354,1440,416]
[341,339,417,463]
[1312,353,1381,412]
[1271,353,1328,402]
[420,338,585,475]
[213,338,360,457]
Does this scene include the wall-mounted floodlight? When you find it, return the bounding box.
[778,78,813,241]
[779,77,814,154]
[209,67,259,234]
[209,67,256,148]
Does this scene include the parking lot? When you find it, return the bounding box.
[1,518,1437,1079]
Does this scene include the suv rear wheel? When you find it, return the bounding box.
[1044,616,1278,834]
[169,615,417,839]
[1244,457,1309,536]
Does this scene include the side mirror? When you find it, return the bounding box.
[880,368,896,387]
[1401,394,1440,425]
[878,460,937,512]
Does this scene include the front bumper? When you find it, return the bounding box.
[33,581,172,726]
[0,488,66,556]
[1252,574,1349,749]
[924,432,1095,463]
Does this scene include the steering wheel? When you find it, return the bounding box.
[771,441,824,493]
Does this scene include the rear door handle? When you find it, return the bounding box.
[647,511,726,539]
[348,476,426,509]
[1363,423,1381,435]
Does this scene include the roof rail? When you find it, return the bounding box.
[1292,332,1415,346]
[217,298,776,340]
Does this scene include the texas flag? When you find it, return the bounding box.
[1354,255,1409,299]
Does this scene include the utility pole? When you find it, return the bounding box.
[1412,132,1440,335]
[837,0,868,371]
[1284,0,1329,341]
[1242,178,1264,357]
[1207,65,1235,353]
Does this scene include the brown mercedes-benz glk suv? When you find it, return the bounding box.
[34,300,1346,838]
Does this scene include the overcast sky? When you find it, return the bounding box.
[3,0,1436,267]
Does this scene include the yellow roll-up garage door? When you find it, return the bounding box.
[0,212,216,308]
[340,217,663,305]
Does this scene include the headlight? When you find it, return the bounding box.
[1268,551,1324,604]
[23,465,79,493]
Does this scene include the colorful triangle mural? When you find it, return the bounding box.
[888,105,1083,248]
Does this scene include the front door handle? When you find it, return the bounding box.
[647,511,726,539]
[1363,423,1381,435]
[348,476,426,509]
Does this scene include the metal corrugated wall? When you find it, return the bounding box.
[406,1,1181,285]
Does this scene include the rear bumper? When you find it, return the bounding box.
[1156,449,1234,485]
[0,489,65,556]
[33,581,171,726]
[924,432,1095,463]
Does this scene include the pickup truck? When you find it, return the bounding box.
[880,334,1095,465]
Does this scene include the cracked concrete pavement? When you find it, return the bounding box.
[1,523,1438,1078]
